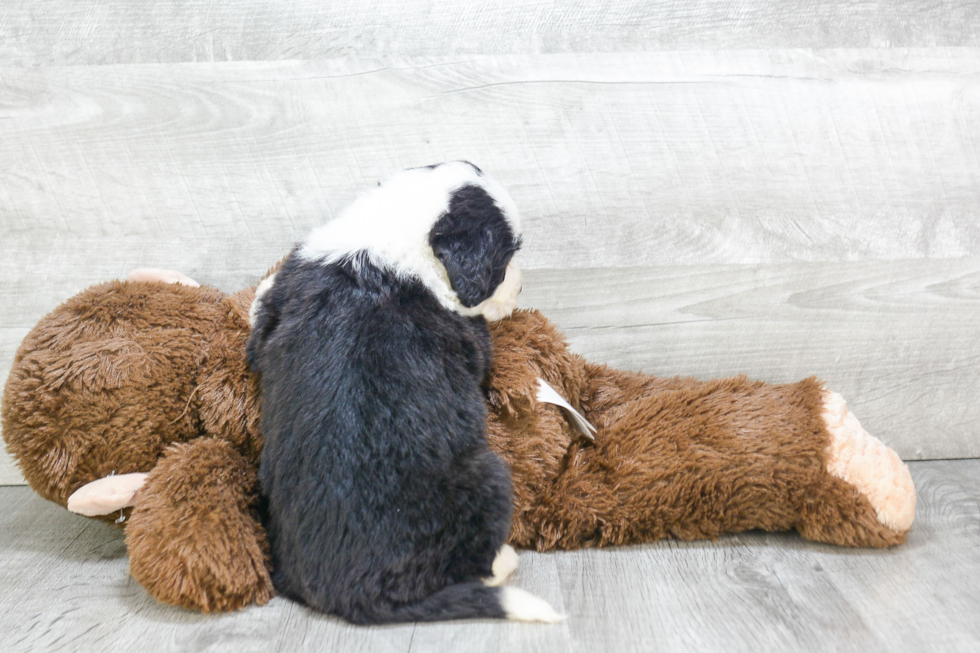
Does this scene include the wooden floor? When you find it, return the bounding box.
[0,460,977,653]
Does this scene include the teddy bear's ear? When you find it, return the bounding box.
[428,184,521,308]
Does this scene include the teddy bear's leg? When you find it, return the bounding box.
[795,391,916,547]
[125,438,274,613]
[126,268,200,287]
[525,369,916,550]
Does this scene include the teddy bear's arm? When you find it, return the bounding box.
[578,361,672,423]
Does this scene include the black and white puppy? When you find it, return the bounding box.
[247,161,561,624]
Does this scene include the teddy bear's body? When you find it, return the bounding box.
[2,275,915,613]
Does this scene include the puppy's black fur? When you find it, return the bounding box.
[248,183,521,624]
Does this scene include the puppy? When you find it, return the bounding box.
[247,161,561,624]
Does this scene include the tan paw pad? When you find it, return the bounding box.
[821,391,916,532]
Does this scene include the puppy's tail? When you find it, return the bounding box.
[354,583,564,625]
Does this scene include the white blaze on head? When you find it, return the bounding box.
[298,162,522,318]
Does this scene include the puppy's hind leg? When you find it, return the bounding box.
[483,544,518,587]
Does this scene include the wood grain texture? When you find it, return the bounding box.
[1,50,979,275]
[0,459,22,486]
[1,460,978,652]
[556,459,980,652]
[0,328,29,484]
[1,1,979,66]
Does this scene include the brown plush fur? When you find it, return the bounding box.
[126,439,273,612]
[486,311,904,549]
[1,279,908,614]
[2,280,273,610]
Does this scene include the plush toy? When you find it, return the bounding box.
[1,269,916,614]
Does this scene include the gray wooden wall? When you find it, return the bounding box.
[2,1,978,483]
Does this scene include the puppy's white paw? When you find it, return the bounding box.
[500,587,565,623]
[484,544,519,587]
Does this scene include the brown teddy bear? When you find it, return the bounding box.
[1,268,916,614]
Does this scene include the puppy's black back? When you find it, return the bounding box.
[249,253,515,624]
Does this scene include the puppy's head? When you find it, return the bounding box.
[426,175,523,321]
[300,161,522,321]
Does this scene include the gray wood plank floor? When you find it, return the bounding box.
[2,0,978,65]
[1,459,977,653]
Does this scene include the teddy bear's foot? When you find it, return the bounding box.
[484,544,519,586]
[126,268,200,287]
[820,390,916,534]
[126,439,274,613]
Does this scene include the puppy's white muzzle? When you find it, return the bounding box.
[463,262,522,322]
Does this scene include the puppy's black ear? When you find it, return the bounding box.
[428,185,520,308]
